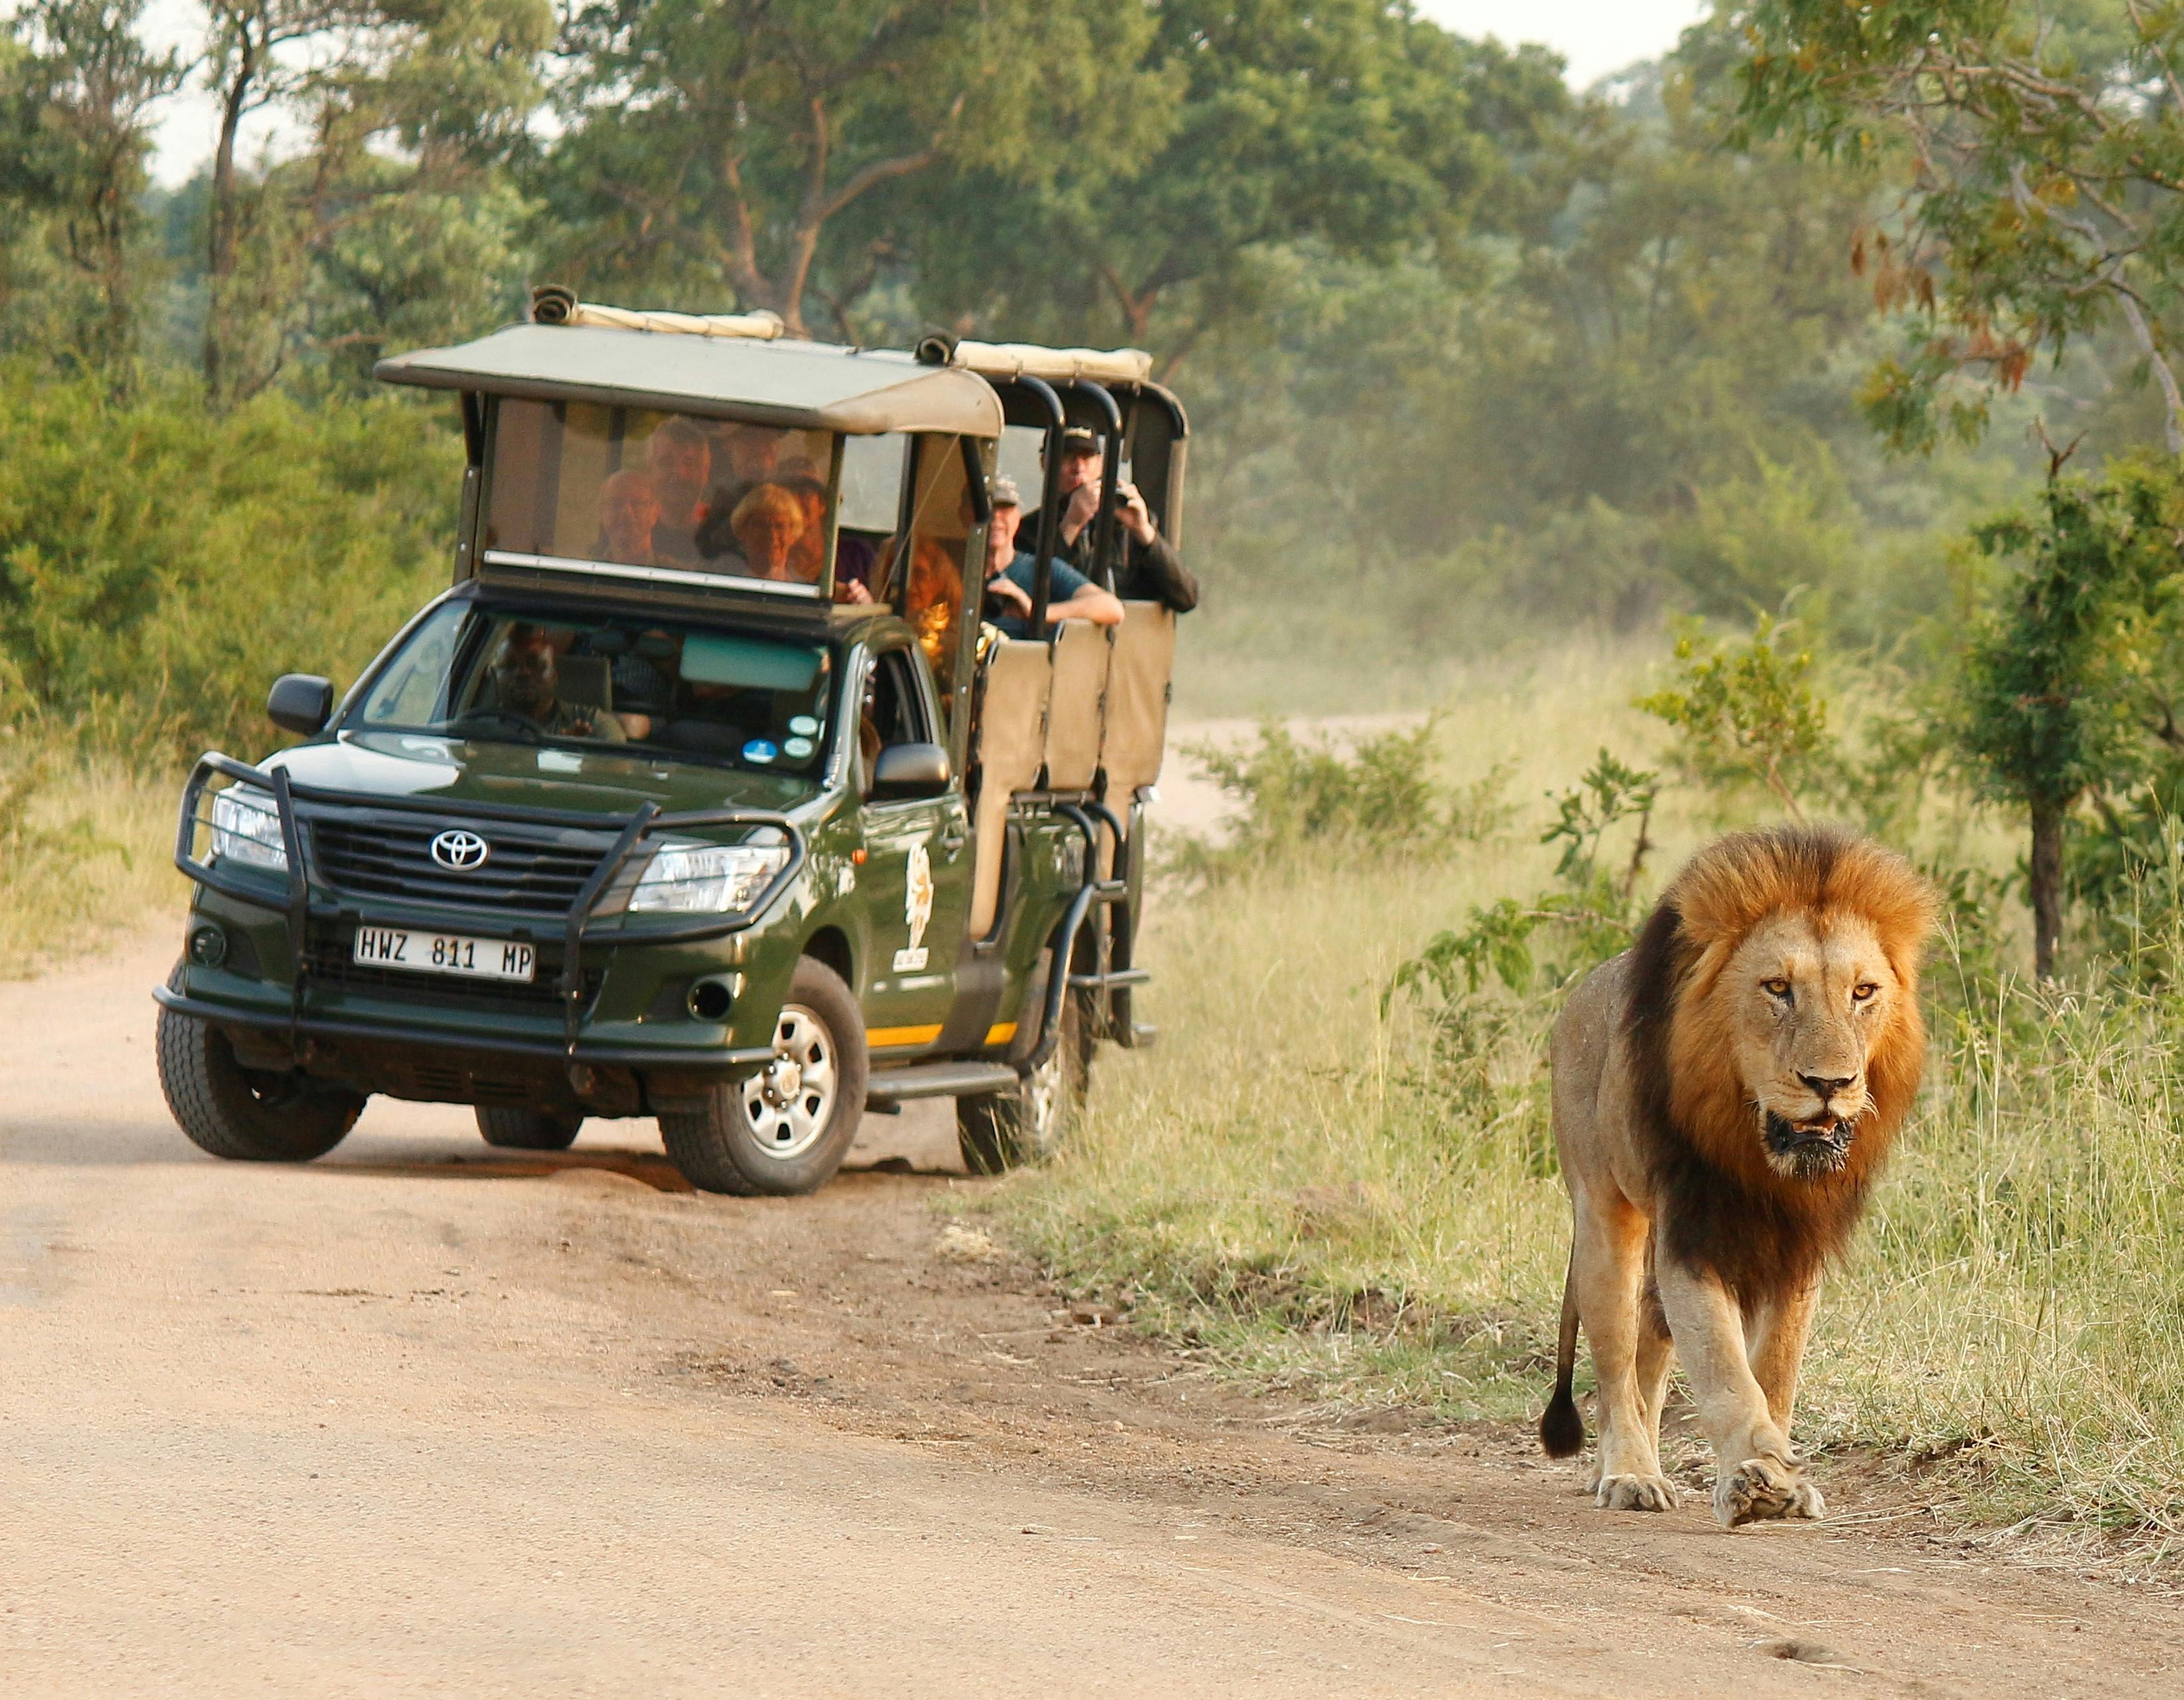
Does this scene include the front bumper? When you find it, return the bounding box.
[169,750,809,1103]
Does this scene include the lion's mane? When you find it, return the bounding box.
[1624,823,1936,1302]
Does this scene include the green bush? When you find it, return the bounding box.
[0,366,459,761]
[1176,718,1513,880]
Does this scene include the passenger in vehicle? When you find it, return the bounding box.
[597,469,663,567]
[694,424,781,558]
[982,475,1123,641]
[645,418,712,563]
[1048,426,1200,613]
[485,624,627,743]
[773,473,867,603]
[728,483,811,583]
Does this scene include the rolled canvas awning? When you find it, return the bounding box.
[376,323,1004,438]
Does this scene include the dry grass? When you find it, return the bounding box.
[0,756,180,970]
[995,640,2184,1571]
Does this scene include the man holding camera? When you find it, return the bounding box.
[1046,426,1199,613]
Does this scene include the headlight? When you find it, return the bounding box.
[628,838,789,915]
[210,785,287,872]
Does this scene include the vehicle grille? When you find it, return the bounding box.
[307,816,608,917]
[301,924,602,1014]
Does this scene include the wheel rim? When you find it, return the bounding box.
[742,1004,839,1161]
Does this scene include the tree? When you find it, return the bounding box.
[535,0,1164,338]
[911,0,1569,368]
[189,0,551,399]
[1948,457,2178,976]
[0,0,185,379]
[1733,0,2184,453]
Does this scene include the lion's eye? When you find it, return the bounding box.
[1760,978,1793,1002]
[1851,982,1879,1003]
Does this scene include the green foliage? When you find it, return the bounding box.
[0,368,457,759]
[536,0,1165,338]
[1178,719,1512,878]
[1638,611,1837,816]
[1387,749,1656,1162]
[1735,0,2184,453]
[1950,465,2178,816]
[911,2,1569,353]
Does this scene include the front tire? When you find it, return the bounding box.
[658,957,868,1196]
[157,965,365,1162]
[476,1105,583,1151]
[957,966,1091,1176]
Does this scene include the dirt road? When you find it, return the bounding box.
[3,934,2177,1697]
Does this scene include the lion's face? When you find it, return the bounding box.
[1720,909,1902,1180]
[1656,826,1936,1200]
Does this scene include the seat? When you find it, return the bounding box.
[1098,601,1176,803]
[968,639,1052,937]
[558,654,613,712]
[1042,619,1110,793]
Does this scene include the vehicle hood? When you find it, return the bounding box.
[266,730,819,820]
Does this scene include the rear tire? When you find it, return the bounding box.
[475,1105,584,1151]
[156,965,364,1162]
[659,957,868,1196]
[957,966,1091,1176]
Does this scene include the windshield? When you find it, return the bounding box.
[485,398,838,592]
[352,600,834,776]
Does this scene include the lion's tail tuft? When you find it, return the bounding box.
[1538,1251,1585,1459]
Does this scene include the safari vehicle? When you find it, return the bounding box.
[152,288,1186,1194]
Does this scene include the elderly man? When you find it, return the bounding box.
[1046,426,1198,612]
[597,468,662,566]
[645,417,712,562]
[982,475,1123,641]
[487,624,626,743]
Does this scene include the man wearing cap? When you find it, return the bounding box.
[982,475,1123,640]
[1044,426,1199,613]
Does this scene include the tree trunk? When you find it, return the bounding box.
[2029,795,2065,979]
[205,53,255,400]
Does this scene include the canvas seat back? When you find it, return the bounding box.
[1041,619,1111,793]
[967,638,1052,937]
[1098,601,1176,803]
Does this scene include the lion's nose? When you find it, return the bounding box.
[1799,1072,1856,1103]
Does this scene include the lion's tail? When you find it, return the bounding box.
[1538,1251,1584,1458]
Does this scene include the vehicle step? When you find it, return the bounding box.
[866,1059,1019,1109]
[1068,968,1151,989]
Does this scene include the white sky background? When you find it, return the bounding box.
[130,0,1709,188]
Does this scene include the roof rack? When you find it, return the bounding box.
[527,285,1153,389]
[529,284,787,342]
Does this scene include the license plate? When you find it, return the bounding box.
[352,926,536,984]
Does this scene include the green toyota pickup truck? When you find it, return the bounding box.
[153,290,1184,1195]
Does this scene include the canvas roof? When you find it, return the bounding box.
[375,323,1003,437]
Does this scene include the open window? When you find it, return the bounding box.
[856,646,933,797]
[483,399,846,595]
[876,434,979,720]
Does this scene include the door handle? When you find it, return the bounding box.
[939,830,968,856]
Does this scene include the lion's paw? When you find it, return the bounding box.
[1595,1472,1679,1513]
[1713,1456,1825,1529]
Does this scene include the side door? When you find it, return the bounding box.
[853,644,974,1054]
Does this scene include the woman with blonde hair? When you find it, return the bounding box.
[728,483,809,582]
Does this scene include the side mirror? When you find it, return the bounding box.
[870,741,951,798]
[267,674,335,737]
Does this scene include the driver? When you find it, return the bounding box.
[486,624,627,743]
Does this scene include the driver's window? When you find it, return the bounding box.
[858,649,929,797]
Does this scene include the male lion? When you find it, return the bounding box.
[1539,823,1936,1528]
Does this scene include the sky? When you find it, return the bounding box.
[133,0,1711,189]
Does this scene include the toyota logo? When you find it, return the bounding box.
[429,829,491,872]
